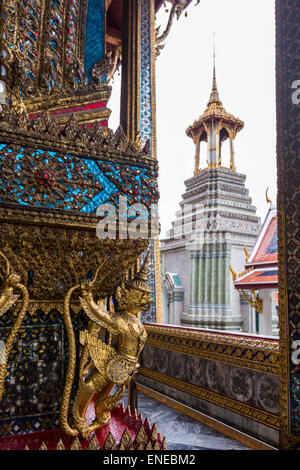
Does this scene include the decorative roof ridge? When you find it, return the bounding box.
[0,106,153,161]
[186,102,244,135]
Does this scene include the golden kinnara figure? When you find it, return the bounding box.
[60,252,152,439]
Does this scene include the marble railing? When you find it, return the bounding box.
[137,324,280,448]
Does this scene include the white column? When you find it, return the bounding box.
[272,302,279,336]
[173,290,184,326]
[216,129,221,166]
[210,123,217,165]
[195,138,200,174]
[207,133,211,166]
[230,137,236,170]
[259,289,274,336]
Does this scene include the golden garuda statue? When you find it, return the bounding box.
[60,253,152,439]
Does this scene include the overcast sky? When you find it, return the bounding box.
[109,0,276,238]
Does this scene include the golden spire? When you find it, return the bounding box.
[208,34,221,106]
[186,34,244,173]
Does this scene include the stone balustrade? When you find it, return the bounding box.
[137,323,279,448]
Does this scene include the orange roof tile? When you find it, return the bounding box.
[235,268,278,289]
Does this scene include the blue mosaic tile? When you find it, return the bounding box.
[0,145,157,214]
[84,0,105,81]
[266,230,278,255]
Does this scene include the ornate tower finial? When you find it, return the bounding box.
[208,33,221,106]
[186,37,244,174]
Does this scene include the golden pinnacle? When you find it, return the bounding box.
[55,438,66,450]
[70,437,82,450]
[87,434,100,450]
[104,431,116,450]
[39,442,48,450]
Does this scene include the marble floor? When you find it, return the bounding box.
[122,390,250,451]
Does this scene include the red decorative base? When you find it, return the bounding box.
[0,404,166,450]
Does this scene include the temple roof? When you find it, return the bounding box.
[233,204,278,291]
[234,268,278,290]
[246,205,278,268]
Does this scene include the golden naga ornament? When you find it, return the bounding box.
[0,251,29,401]
[60,252,152,439]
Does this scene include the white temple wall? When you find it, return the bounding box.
[160,246,190,318]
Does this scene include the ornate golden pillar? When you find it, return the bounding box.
[120,0,141,140]
[120,0,162,324]
[0,0,160,438]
